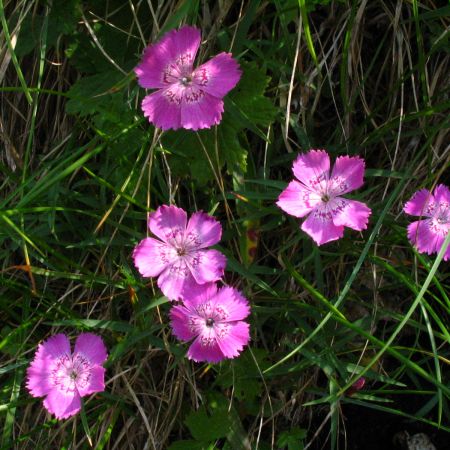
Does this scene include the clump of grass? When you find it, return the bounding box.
[1,0,449,449]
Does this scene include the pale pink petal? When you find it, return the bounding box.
[331,198,371,231]
[276,180,321,218]
[148,205,187,246]
[132,238,177,277]
[185,211,223,249]
[180,90,224,130]
[216,321,250,359]
[404,188,434,217]
[301,208,344,245]
[292,150,330,192]
[193,52,241,98]
[43,389,81,420]
[76,366,106,397]
[407,220,445,256]
[141,90,181,131]
[169,305,196,341]
[187,249,226,285]
[433,184,450,205]
[329,155,365,196]
[187,335,224,363]
[135,26,201,89]
[213,286,250,321]
[74,333,107,366]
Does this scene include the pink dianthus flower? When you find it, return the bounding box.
[277,149,371,245]
[26,333,107,420]
[170,283,250,363]
[133,205,227,301]
[135,25,241,131]
[404,184,450,260]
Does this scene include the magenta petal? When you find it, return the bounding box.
[180,91,224,130]
[407,220,444,256]
[292,149,330,191]
[185,211,222,248]
[77,366,106,397]
[149,205,187,245]
[193,52,241,98]
[141,90,181,130]
[169,305,195,342]
[187,249,226,284]
[213,286,250,321]
[217,321,250,359]
[301,210,344,245]
[276,180,321,218]
[432,184,450,205]
[332,199,371,231]
[182,282,218,306]
[133,238,176,277]
[187,336,224,363]
[329,155,365,195]
[135,26,201,89]
[43,389,81,420]
[74,333,107,366]
[404,188,434,217]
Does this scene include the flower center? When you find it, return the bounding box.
[321,194,330,202]
[205,318,215,327]
[69,370,78,380]
[176,247,187,256]
[180,76,192,86]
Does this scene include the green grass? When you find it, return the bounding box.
[1,0,450,449]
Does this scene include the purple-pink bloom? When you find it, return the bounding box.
[169,283,250,363]
[135,25,241,131]
[276,149,371,245]
[404,184,450,260]
[26,333,107,420]
[133,205,227,301]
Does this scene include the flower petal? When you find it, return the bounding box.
[212,286,250,322]
[180,90,224,130]
[301,208,344,245]
[187,335,224,363]
[148,205,187,246]
[141,89,182,131]
[181,282,218,306]
[407,220,445,256]
[292,149,330,191]
[185,211,223,249]
[186,249,226,285]
[169,305,196,342]
[433,184,450,205]
[74,333,108,366]
[43,389,81,420]
[216,321,250,359]
[329,155,365,196]
[404,188,434,217]
[135,26,201,89]
[76,365,106,397]
[193,52,241,98]
[277,180,322,218]
[331,198,371,231]
[132,238,177,277]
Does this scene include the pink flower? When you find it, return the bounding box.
[169,283,250,363]
[404,184,450,260]
[26,333,107,420]
[133,205,227,301]
[276,149,371,245]
[135,25,241,131]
